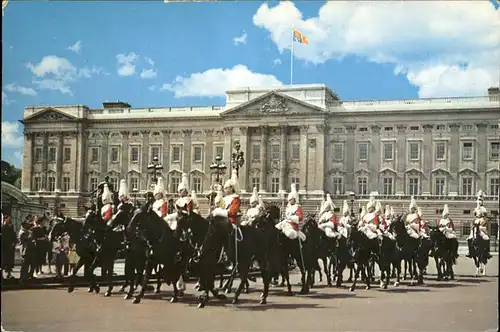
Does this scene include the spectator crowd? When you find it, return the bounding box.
[1,213,80,283]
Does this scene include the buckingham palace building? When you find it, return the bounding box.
[20,84,500,234]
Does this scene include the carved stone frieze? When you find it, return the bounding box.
[371,125,381,134]
[204,129,214,137]
[316,124,329,134]
[140,130,151,137]
[422,124,433,133]
[259,125,269,136]
[299,125,309,134]
[65,131,78,138]
[120,131,130,138]
[344,124,357,134]
[260,94,289,114]
[35,110,73,121]
[308,139,316,148]
[161,129,172,137]
[182,129,193,137]
[449,123,460,131]
[475,122,488,130]
[24,132,35,140]
[239,127,249,136]
[396,125,407,133]
[223,127,233,135]
[101,131,111,139]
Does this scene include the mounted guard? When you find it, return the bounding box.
[211,169,241,228]
[317,194,339,238]
[241,187,263,227]
[275,183,306,241]
[381,205,396,240]
[438,204,459,258]
[101,184,114,223]
[117,179,134,213]
[359,194,382,240]
[191,191,200,215]
[338,200,352,238]
[152,177,168,219]
[467,191,492,259]
[165,173,193,230]
[418,207,430,238]
[405,196,422,239]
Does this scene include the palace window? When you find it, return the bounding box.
[332,177,343,195]
[90,177,98,192]
[193,146,203,163]
[357,177,368,195]
[47,176,55,192]
[383,142,393,161]
[34,176,42,191]
[436,125,446,131]
[63,177,70,192]
[359,127,368,132]
[358,143,368,161]
[434,177,446,196]
[382,177,393,195]
[35,147,43,162]
[291,143,300,161]
[64,147,71,162]
[489,177,499,197]
[251,177,260,192]
[435,142,446,160]
[130,177,139,192]
[408,142,420,161]
[110,147,120,163]
[462,142,474,160]
[290,177,300,191]
[170,174,181,193]
[271,144,280,161]
[333,127,344,134]
[192,177,202,193]
[251,144,260,161]
[48,147,56,163]
[130,146,140,163]
[109,177,118,192]
[410,126,420,131]
[490,142,499,161]
[171,146,181,163]
[151,145,161,161]
[461,176,474,196]
[271,177,280,193]
[215,146,224,160]
[462,124,473,131]
[384,126,393,132]
[91,147,99,163]
[333,143,343,161]
[408,176,420,196]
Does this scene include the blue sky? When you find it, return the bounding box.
[2,1,499,167]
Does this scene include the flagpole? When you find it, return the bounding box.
[290,29,294,85]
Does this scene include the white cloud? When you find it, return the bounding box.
[67,40,83,54]
[272,58,282,66]
[253,1,500,98]
[140,68,158,79]
[116,52,138,77]
[2,91,13,105]
[233,32,248,45]
[164,64,283,98]
[4,83,37,96]
[2,121,23,149]
[27,55,104,95]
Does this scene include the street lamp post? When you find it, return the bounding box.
[231,141,245,177]
[209,155,227,185]
[348,191,356,217]
[147,156,163,188]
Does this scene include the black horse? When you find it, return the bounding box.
[127,208,186,304]
[429,225,455,281]
[347,223,378,291]
[470,223,491,277]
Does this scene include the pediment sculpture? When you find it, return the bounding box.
[260,95,289,114]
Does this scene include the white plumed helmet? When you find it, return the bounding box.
[249,187,258,204]
[287,183,299,203]
[102,184,112,204]
[154,177,165,196]
[118,179,129,199]
[177,173,189,192]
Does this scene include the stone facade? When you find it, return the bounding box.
[20,84,500,230]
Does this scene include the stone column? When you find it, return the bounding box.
[238,127,249,192]
[141,130,151,189]
[182,129,193,174]
[476,122,488,180]
[344,124,357,193]
[69,131,79,192]
[204,129,215,190]
[259,125,268,192]
[100,131,110,177]
[21,133,34,192]
[161,130,171,187]
[55,132,64,191]
[370,125,381,192]
[42,133,49,191]
[395,125,407,195]
[449,123,460,195]
[299,125,309,193]
[315,124,328,192]
[279,125,288,193]
[422,124,433,195]
[223,127,233,181]
[120,131,130,179]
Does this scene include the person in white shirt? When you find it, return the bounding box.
[241,187,263,227]
[317,194,339,238]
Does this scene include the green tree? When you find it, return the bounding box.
[1,160,22,188]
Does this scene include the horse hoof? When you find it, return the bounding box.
[349,286,355,292]
[383,284,388,290]
[197,302,205,309]
[216,294,227,300]
[194,285,200,291]
[393,281,399,287]
[244,289,249,294]
[225,288,232,294]
[87,288,93,293]
[94,286,100,294]
[132,298,141,304]
[154,289,160,294]
[327,283,333,287]
[260,298,267,305]
[68,287,74,293]
[170,297,178,303]
[232,298,238,305]
[365,286,371,290]
[124,294,131,300]
[299,289,308,295]
[379,282,384,288]
[104,291,111,297]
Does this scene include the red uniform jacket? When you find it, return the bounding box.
[288,206,304,231]
[102,205,113,222]
[361,214,379,227]
[331,214,339,229]
[161,201,168,218]
[226,196,241,225]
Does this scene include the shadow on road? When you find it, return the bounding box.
[383,287,430,293]
[235,302,323,311]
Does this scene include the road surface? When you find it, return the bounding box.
[2,256,498,332]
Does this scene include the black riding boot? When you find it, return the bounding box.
[486,240,492,259]
[466,239,473,258]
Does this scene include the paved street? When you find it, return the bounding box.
[2,256,498,332]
